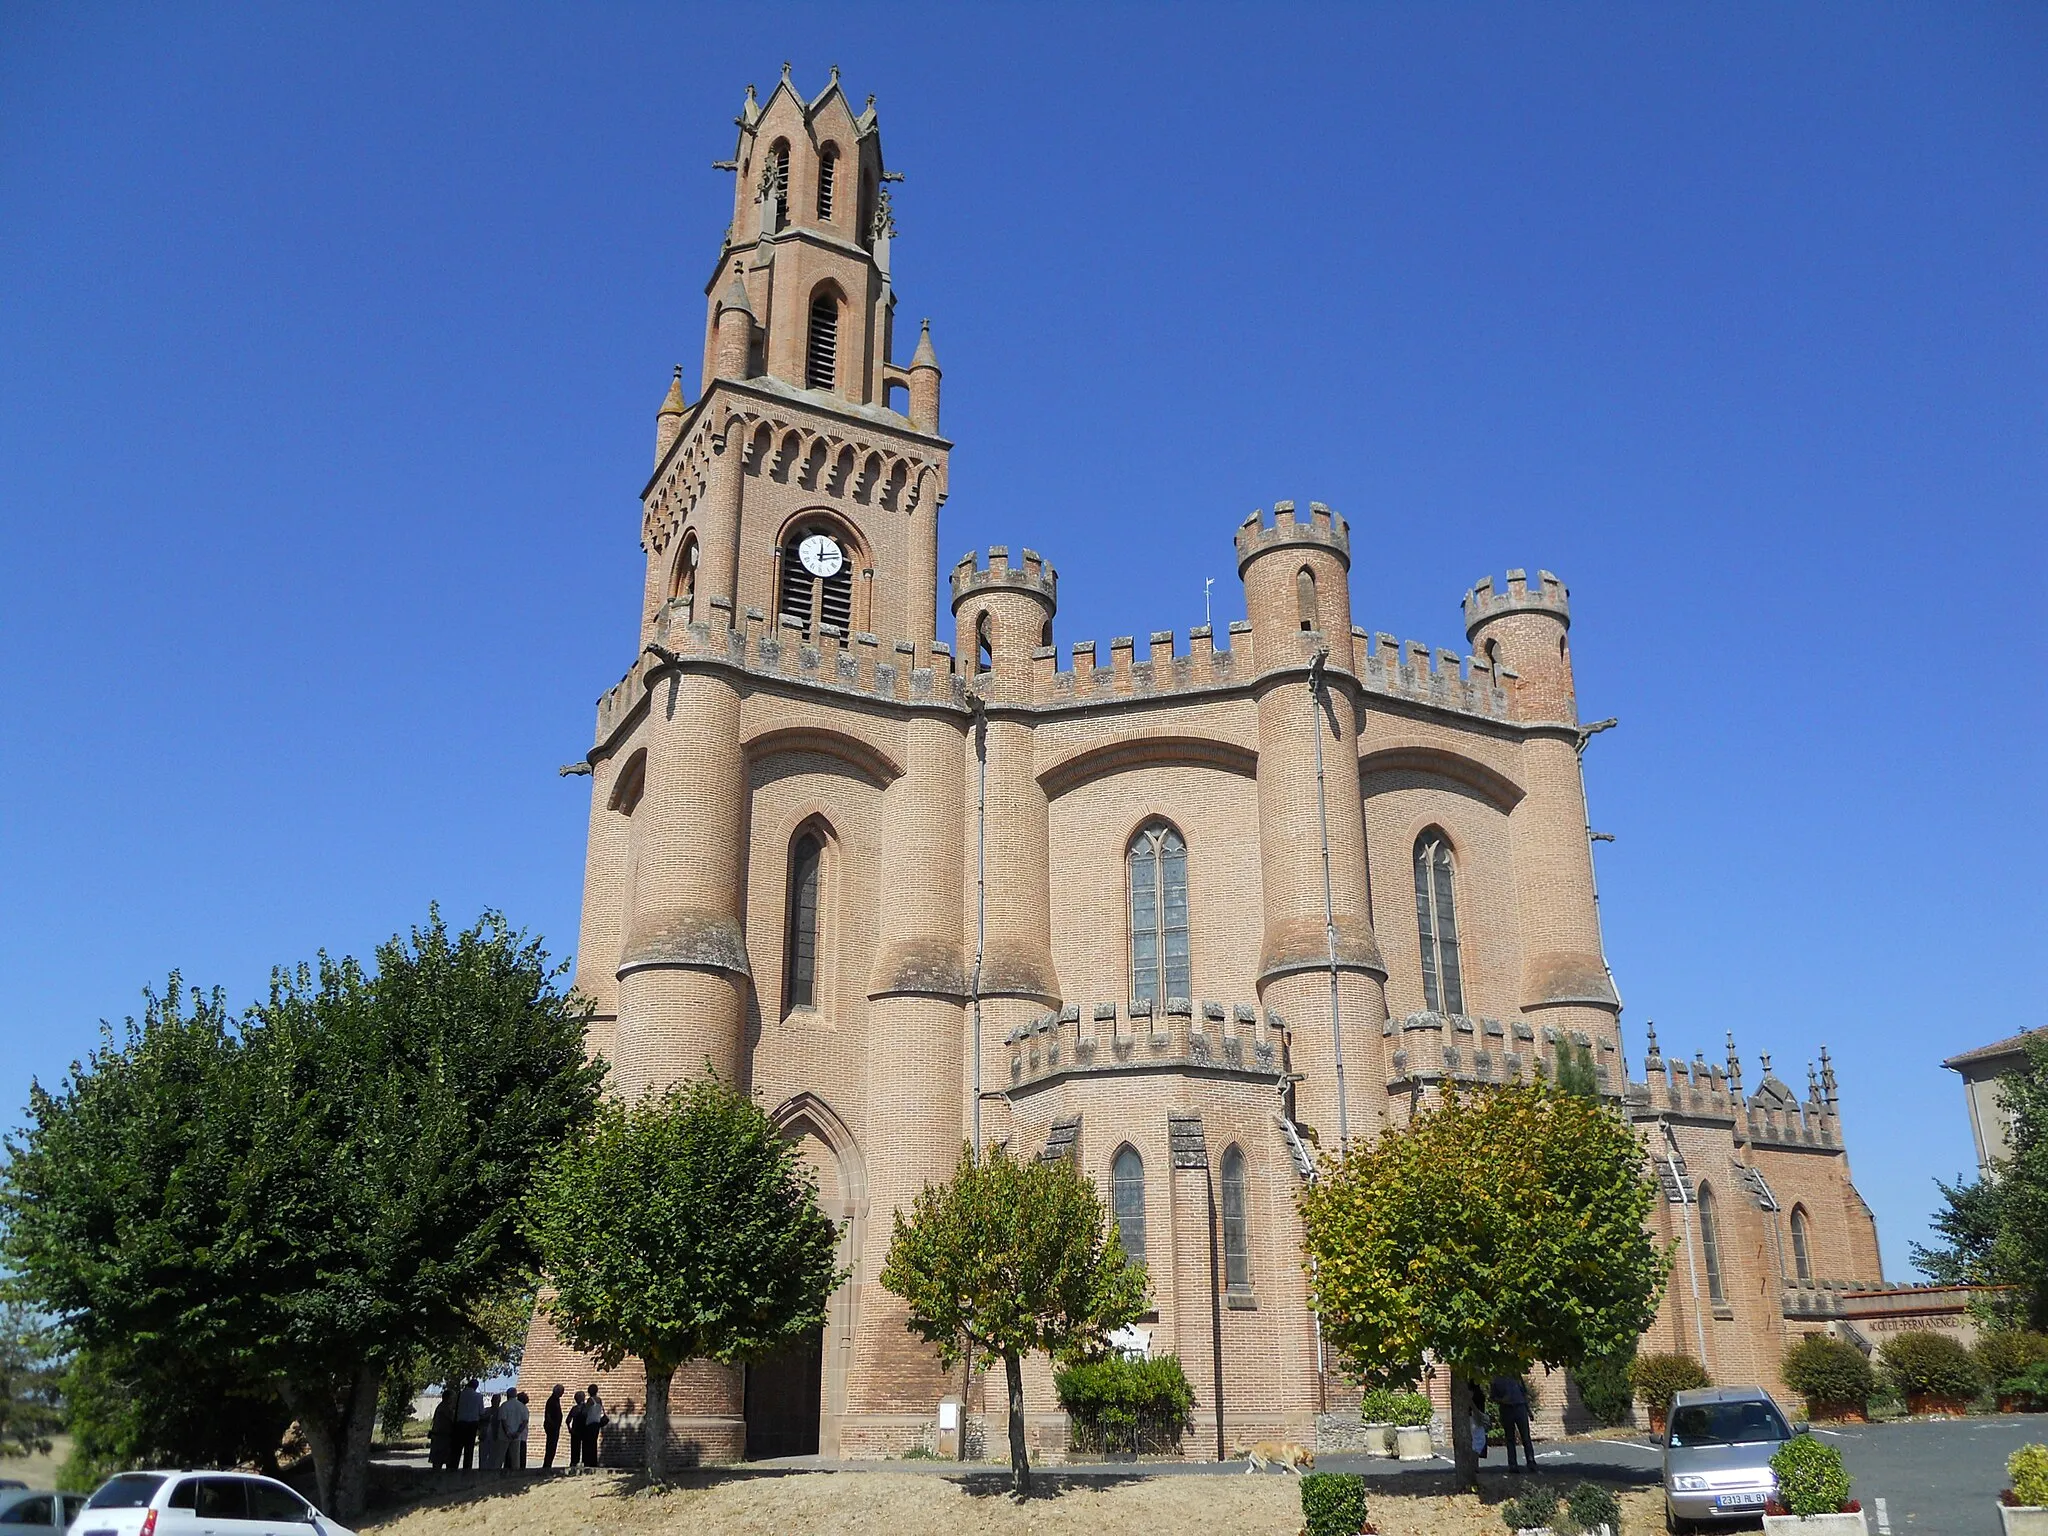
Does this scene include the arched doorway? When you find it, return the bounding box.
[748,1094,864,1459]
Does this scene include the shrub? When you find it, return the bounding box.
[1300,1472,1368,1536]
[1879,1329,1985,1402]
[1981,1331,2048,1387]
[1562,1481,1622,1534]
[2007,1363,2048,1411]
[1782,1333,1875,1415]
[1358,1385,1401,1423]
[1770,1433,1853,1517]
[1629,1353,1710,1418]
[1052,1354,1194,1453]
[2010,1444,2048,1508]
[1500,1485,1560,1532]
[1390,1389,1433,1426]
[1571,1349,1637,1427]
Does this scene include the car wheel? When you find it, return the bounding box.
[1664,1502,1692,1535]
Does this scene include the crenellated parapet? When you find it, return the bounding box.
[1629,1032,1845,1149]
[592,602,967,748]
[1462,568,1571,637]
[1233,500,1350,574]
[1006,998,1288,1091]
[1036,623,1249,704]
[950,546,1057,609]
[1382,1009,1623,1093]
[1358,630,1514,721]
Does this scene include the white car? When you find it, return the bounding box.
[68,1473,353,1536]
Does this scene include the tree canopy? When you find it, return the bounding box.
[525,1075,843,1481]
[881,1144,1147,1496]
[0,1305,63,1462]
[0,912,604,1517]
[1299,1082,1668,1486]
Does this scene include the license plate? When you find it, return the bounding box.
[1715,1493,1768,1509]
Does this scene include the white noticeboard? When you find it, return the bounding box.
[937,1401,959,1430]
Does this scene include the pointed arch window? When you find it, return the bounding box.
[1297,568,1318,632]
[1220,1144,1251,1290]
[975,612,993,673]
[1698,1184,1726,1304]
[806,290,839,391]
[1112,1146,1146,1265]
[778,520,855,639]
[817,148,837,220]
[1128,822,1190,1009]
[1789,1205,1813,1283]
[1414,830,1465,1016]
[785,830,823,1013]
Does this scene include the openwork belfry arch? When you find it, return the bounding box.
[1127,821,1190,1008]
[1413,828,1465,1015]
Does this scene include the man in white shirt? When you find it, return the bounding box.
[500,1390,531,1469]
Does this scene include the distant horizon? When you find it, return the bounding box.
[3,3,2043,1279]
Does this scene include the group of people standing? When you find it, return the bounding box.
[428,1380,612,1472]
[1464,1375,1537,1473]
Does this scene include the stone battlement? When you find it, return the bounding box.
[1007,998,1287,1090]
[950,546,1057,607]
[1359,630,1515,721]
[594,601,967,746]
[1383,1009,1620,1092]
[1233,500,1351,572]
[1035,622,1252,704]
[1629,1038,1844,1150]
[1463,568,1571,637]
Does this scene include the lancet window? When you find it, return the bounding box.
[1221,1144,1251,1290]
[1112,1146,1146,1265]
[1128,822,1190,1009]
[1699,1184,1726,1304]
[1414,829,1465,1016]
[785,830,823,1013]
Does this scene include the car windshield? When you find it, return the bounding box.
[1669,1400,1790,1447]
[84,1476,169,1511]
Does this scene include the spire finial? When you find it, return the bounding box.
[658,366,687,416]
[1807,1062,1821,1101]
[781,60,792,82]
[745,82,756,103]
[1820,1045,1838,1108]
[1644,1020,1660,1058]
[1760,1050,1773,1076]
[866,93,876,109]
[829,63,840,83]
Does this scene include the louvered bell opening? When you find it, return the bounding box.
[817,154,835,219]
[805,295,838,391]
[778,548,814,630]
[819,566,853,635]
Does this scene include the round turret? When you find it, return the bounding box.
[908,318,941,433]
[654,366,687,466]
[1463,569,1574,724]
[714,273,757,381]
[950,546,1056,681]
[1234,501,1356,674]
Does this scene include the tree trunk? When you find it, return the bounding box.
[281,1365,382,1522]
[644,1366,674,1483]
[1002,1351,1031,1499]
[1449,1367,1479,1490]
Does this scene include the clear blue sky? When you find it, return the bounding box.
[3,4,2042,1277]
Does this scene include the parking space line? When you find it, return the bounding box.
[1874,1495,1891,1534]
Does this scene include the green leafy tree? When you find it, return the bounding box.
[1554,1040,1601,1100]
[881,1145,1147,1497]
[1913,1036,2048,1328]
[525,1076,843,1482]
[0,1305,63,1460]
[56,1342,292,1493]
[2,914,604,1520]
[1299,1082,1668,1488]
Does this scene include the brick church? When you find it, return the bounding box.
[518,68,1885,1461]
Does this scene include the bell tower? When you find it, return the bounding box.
[647,66,950,652]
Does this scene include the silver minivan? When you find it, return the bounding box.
[1662,1386,1798,1532]
[67,1472,354,1536]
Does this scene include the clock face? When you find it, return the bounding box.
[798,533,844,578]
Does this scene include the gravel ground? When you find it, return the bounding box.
[361,1467,1662,1536]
